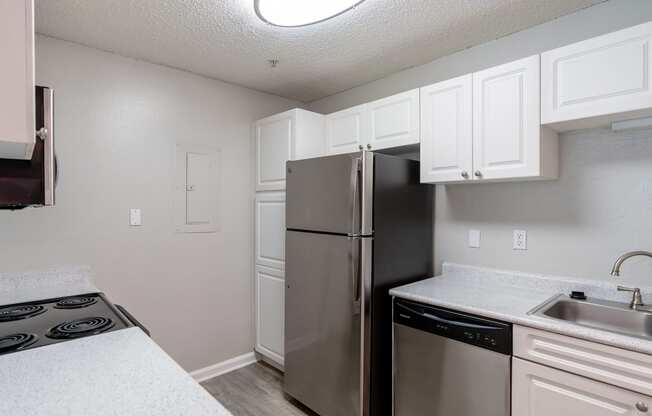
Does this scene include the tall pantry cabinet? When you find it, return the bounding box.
[253,109,325,367]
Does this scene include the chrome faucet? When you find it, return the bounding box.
[610,250,652,277]
[611,250,652,310]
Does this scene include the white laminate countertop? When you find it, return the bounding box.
[0,265,99,305]
[0,266,230,415]
[390,263,652,355]
[0,327,230,416]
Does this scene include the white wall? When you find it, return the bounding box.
[0,36,298,371]
[308,0,652,285]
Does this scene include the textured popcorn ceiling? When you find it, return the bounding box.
[35,0,604,102]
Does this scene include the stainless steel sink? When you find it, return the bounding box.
[530,294,652,340]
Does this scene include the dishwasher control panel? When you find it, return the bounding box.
[393,298,512,354]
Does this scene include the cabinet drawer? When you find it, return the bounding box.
[514,325,652,396]
[513,357,650,416]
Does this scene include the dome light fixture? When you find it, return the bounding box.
[255,0,366,27]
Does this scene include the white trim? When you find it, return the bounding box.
[189,352,258,383]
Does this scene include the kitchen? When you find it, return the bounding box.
[1,0,652,415]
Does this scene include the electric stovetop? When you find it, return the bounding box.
[0,293,141,356]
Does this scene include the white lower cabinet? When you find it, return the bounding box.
[513,357,651,416]
[255,265,285,366]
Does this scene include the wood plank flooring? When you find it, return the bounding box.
[201,362,316,416]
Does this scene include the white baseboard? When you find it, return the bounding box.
[190,351,258,383]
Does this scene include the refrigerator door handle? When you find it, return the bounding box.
[360,236,373,416]
[351,237,361,315]
[349,157,361,237]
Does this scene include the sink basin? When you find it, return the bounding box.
[530,294,652,340]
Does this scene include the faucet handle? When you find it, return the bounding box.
[618,286,644,309]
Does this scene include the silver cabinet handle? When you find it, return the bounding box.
[636,402,648,412]
[358,145,363,150]
[461,171,469,179]
[474,170,482,178]
[366,144,371,150]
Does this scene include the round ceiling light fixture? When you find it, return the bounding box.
[255,0,366,27]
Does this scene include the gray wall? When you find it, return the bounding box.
[0,36,298,371]
[309,0,652,285]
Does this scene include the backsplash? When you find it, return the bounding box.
[435,127,652,286]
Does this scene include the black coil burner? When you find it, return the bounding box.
[0,333,38,354]
[0,305,47,322]
[46,317,115,339]
[54,296,98,309]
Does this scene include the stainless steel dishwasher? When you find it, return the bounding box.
[393,298,512,416]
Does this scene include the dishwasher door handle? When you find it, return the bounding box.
[396,302,501,331]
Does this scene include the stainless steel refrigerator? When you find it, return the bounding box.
[284,151,434,416]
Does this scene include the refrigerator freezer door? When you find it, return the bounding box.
[286,152,373,236]
[285,230,370,416]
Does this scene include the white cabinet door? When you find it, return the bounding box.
[473,55,543,180]
[542,21,652,130]
[513,358,650,416]
[255,192,285,270]
[367,89,420,150]
[420,75,473,183]
[256,113,293,191]
[0,0,35,160]
[293,109,325,160]
[255,265,285,365]
[326,104,369,155]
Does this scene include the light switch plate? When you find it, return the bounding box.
[468,229,481,248]
[513,229,527,250]
[129,208,142,226]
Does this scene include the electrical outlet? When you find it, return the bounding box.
[513,230,527,250]
[129,208,142,226]
[468,229,481,248]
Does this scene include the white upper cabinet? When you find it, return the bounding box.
[255,192,286,270]
[367,89,420,150]
[0,0,35,160]
[325,104,369,155]
[420,55,558,184]
[326,89,420,155]
[420,75,473,183]
[542,21,652,131]
[473,55,557,181]
[255,109,325,191]
[513,357,649,416]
